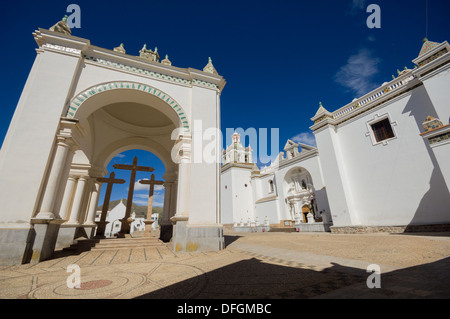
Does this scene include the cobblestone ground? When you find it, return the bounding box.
[0,230,449,299]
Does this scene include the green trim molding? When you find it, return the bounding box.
[66,81,190,133]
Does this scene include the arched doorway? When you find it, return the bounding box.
[96,149,167,239]
[302,205,310,223]
[54,82,190,250]
[283,167,316,223]
[0,28,225,264]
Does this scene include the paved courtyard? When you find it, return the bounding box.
[0,230,449,300]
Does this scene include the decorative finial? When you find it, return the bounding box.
[114,43,126,54]
[203,57,218,75]
[49,15,72,35]
[154,47,158,53]
[423,37,428,43]
[319,101,322,106]
[161,54,172,66]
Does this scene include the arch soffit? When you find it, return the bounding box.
[66,81,190,135]
[282,166,315,188]
[95,136,177,174]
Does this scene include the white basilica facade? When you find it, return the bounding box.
[221,38,450,234]
[0,15,449,265]
[221,133,332,232]
[0,17,225,265]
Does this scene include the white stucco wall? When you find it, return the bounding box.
[421,66,450,124]
[320,85,450,226]
[220,165,254,224]
[0,50,81,223]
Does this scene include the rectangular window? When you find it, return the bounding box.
[371,118,395,143]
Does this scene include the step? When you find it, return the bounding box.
[97,237,160,243]
[268,227,296,233]
[62,237,166,252]
[91,243,166,250]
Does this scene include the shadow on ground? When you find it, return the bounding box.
[390,231,450,238]
[134,256,450,299]
[224,235,242,246]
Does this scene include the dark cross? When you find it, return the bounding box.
[139,174,165,218]
[95,172,125,237]
[113,157,154,235]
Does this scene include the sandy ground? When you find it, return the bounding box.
[0,230,449,299]
[224,230,450,268]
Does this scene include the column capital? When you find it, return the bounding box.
[89,166,108,178]
[55,135,75,149]
[57,117,84,151]
[67,174,78,181]
[171,135,192,163]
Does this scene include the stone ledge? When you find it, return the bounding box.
[330,224,450,234]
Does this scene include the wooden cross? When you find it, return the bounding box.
[113,157,154,234]
[139,174,165,218]
[95,172,125,237]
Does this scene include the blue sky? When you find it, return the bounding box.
[1,0,449,206]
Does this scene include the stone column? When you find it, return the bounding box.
[159,172,177,242]
[170,181,178,218]
[162,182,173,224]
[67,176,88,225]
[35,136,73,219]
[58,175,77,220]
[171,137,193,252]
[83,181,102,238]
[30,119,79,263]
[175,150,190,217]
[84,181,102,226]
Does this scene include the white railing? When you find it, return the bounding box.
[332,73,416,120]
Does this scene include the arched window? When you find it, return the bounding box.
[269,180,274,193]
[301,180,307,189]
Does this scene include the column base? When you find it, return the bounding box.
[30,218,65,264]
[118,217,134,237]
[0,223,34,265]
[94,221,109,238]
[172,220,224,252]
[142,220,154,238]
[159,223,173,242]
[56,225,77,249]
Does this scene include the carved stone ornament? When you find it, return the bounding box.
[203,57,218,75]
[113,43,126,54]
[161,54,172,66]
[49,15,72,35]
[139,44,160,62]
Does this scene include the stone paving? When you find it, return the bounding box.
[0,230,449,300]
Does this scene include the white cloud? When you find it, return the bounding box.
[334,48,381,97]
[114,153,126,158]
[348,0,367,15]
[132,179,165,192]
[133,193,164,207]
[367,35,376,42]
[291,132,317,147]
[133,180,149,191]
[133,199,149,206]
